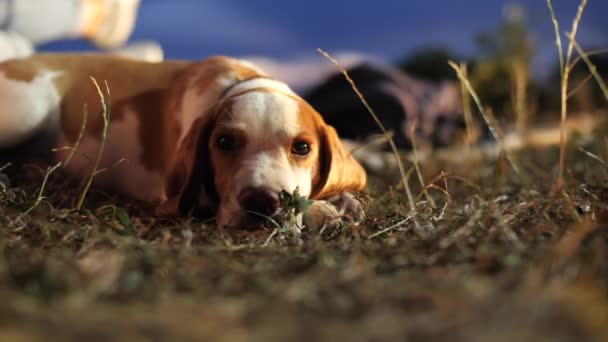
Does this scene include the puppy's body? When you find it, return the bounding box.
[0,54,366,227]
[1,54,229,202]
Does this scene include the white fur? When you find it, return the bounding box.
[56,108,164,202]
[0,70,61,147]
[215,89,314,227]
[224,78,295,98]
[176,71,292,147]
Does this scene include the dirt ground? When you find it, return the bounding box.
[0,118,607,342]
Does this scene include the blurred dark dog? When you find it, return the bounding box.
[304,62,482,151]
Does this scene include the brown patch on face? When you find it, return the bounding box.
[207,101,243,202]
[294,100,323,191]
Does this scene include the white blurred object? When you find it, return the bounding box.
[89,0,141,48]
[0,0,140,48]
[111,40,164,63]
[0,31,33,62]
[0,0,81,43]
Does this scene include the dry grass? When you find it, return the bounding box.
[449,61,523,181]
[0,5,607,340]
[1,125,607,341]
[76,78,111,211]
[547,0,588,191]
[317,48,420,229]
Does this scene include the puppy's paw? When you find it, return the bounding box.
[325,192,365,222]
[303,200,342,232]
[303,193,366,234]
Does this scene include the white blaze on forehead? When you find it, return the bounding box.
[223,78,295,99]
[226,86,300,139]
[0,70,62,147]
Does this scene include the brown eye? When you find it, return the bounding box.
[216,135,237,152]
[291,141,311,156]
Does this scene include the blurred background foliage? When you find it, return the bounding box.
[397,4,607,129]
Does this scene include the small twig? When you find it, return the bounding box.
[446,175,482,192]
[410,119,435,208]
[569,48,608,71]
[262,228,279,247]
[546,0,564,80]
[416,184,452,204]
[0,162,11,173]
[578,146,608,173]
[449,61,523,181]
[415,171,452,203]
[348,131,394,155]
[64,104,88,167]
[567,73,593,99]
[246,210,283,231]
[459,63,476,145]
[567,47,608,98]
[568,34,608,104]
[20,162,62,217]
[368,216,413,239]
[550,0,588,191]
[561,189,583,223]
[76,78,111,211]
[565,0,587,66]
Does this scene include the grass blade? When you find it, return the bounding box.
[317,49,420,229]
[448,61,523,181]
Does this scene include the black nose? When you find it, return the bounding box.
[238,187,281,217]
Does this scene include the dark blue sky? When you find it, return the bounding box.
[42,0,608,72]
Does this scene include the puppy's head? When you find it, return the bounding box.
[161,64,366,228]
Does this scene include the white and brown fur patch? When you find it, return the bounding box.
[0,54,367,228]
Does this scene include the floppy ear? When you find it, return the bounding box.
[155,116,218,217]
[160,114,220,217]
[155,63,223,217]
[311,123,367,199]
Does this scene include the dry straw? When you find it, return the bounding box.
[546,0,588,191]
[317,48,421,229]
[568,35,608,103]
[459,63,476,145]
[448,61,523,180]
[76,77,111,211]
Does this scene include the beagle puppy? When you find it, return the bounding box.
[0,54,367,228]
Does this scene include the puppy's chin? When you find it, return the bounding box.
[217,204,269,230]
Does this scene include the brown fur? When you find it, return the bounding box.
[1,53,367,218]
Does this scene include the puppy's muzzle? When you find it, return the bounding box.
[238,187,281,218]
